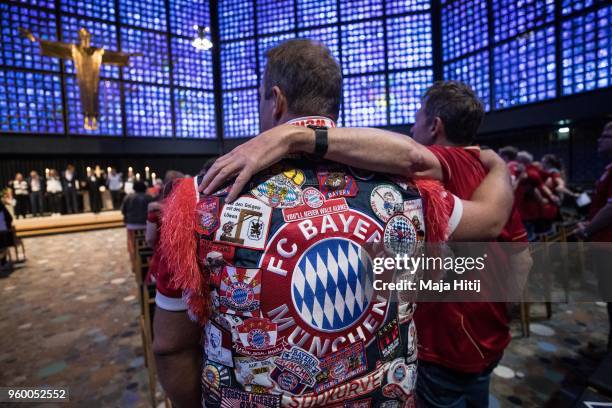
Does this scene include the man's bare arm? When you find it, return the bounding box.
[153,308,202,408]
[452,150,514,240]
[584,202,612,238]
[200,124,441,202]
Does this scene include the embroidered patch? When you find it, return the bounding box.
[220,387,281,408]
[397,302,417,325]
[270,346,321,394]
[317,170,359,199]
[201,360,232,405]
[315,341,367,393]
[405,320,417,363]
[282,196,349,223]
[377,317,401,362]
[204,321,234,367]
[383,214,418,256]
[349,166,375,181]
[218,267,261,316]
[195,196,220,235]
[259,209,389,358]
[370,184,404,222]
[235,317,286,357]
[199,239,236,265]
[385,359,417,397]
[251,173,303,208]
[403,199,425,240]
[329,398,373,408]
[234,356,276,388]
[302,187,325,209]
[215,196,272,250]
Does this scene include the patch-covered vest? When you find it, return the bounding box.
[183,154,426,408]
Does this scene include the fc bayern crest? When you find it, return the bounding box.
[195,196,220,235]
[259,208,390,358]
[218,266,261,316]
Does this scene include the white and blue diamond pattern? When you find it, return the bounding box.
[292,238,373,332]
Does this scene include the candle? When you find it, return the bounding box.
[128,166,133,173]
[136,173,141,181]
[151,172,156,181]
[145,166,150,179]
[107,166,112,174]
[45,168,49,177]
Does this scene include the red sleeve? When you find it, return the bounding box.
[499,208,528,243]
[427,145,454,184]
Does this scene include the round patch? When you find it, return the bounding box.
[248,329,270,349]
[370,184,404,222]
[406,320,417,362]
[278,371,300,391]
[386,359,417,395]
[227,283,255,308]
[302,187,325,209]
[292,238,373,331]
[259,209,390,356]
[383,214,418,256]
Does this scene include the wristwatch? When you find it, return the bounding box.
[307,125,329,158]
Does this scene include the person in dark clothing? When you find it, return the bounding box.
[0,201,14,268]
[86,166,104,213]
[62,164,80,214]
[28,171,45,217]
[122,181,154,264]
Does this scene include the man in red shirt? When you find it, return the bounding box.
[579,121,612,350]
[200,80,529,407]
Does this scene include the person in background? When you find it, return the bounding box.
[0,200,14,270]
[579,121,612,351]
[28,171,44,217]
[46,169,63,215]
[10,173,29,219]
[147,178,163,199]
[107,167,123,210]
[124,168,135,196]
[499,145,523,189]
[62,164,80,214]
[122,181,154,264]
[86,166,104,214]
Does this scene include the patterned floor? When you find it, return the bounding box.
[0,228,608,407]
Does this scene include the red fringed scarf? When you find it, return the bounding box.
[415,179,453,243]
[160,177,210,324]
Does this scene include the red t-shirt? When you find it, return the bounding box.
[589,164,612,242]
[414,145,527,373]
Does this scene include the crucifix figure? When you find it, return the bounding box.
[20,27,141,130]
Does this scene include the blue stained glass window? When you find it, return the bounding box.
[493,26,556,109]
[297,0,337,28]
[441,0,488,61]
[492,0,555,43]
[258,33,296,75]
[444,51,491,111]
[10,0,55,9]
[65,76,122,135]
[299,26,339,60]
[387,13,432,70]
[389,69,432,124]
[223,89,259,138]
[119,0,167,30]
[171,36,214,89]
[339,0,383,22]
[561,0,605,16]
[221,40,257,89]
[343,75,387,127]
[0,69,64,133]
[257,0,295,35]
[561,6,611,95]
[61,0,115,21]
[174,89,216,138]
[219,0,254,41]
[341,20,385,75]
[386,0,430,15]
[61,16,119,79]
[124,83,173,137]
[121,28,170,85]
[1,4,59,71]
[169,0,210,36]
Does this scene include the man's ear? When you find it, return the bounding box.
[430,117,445,140]
[271,86,286,121]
